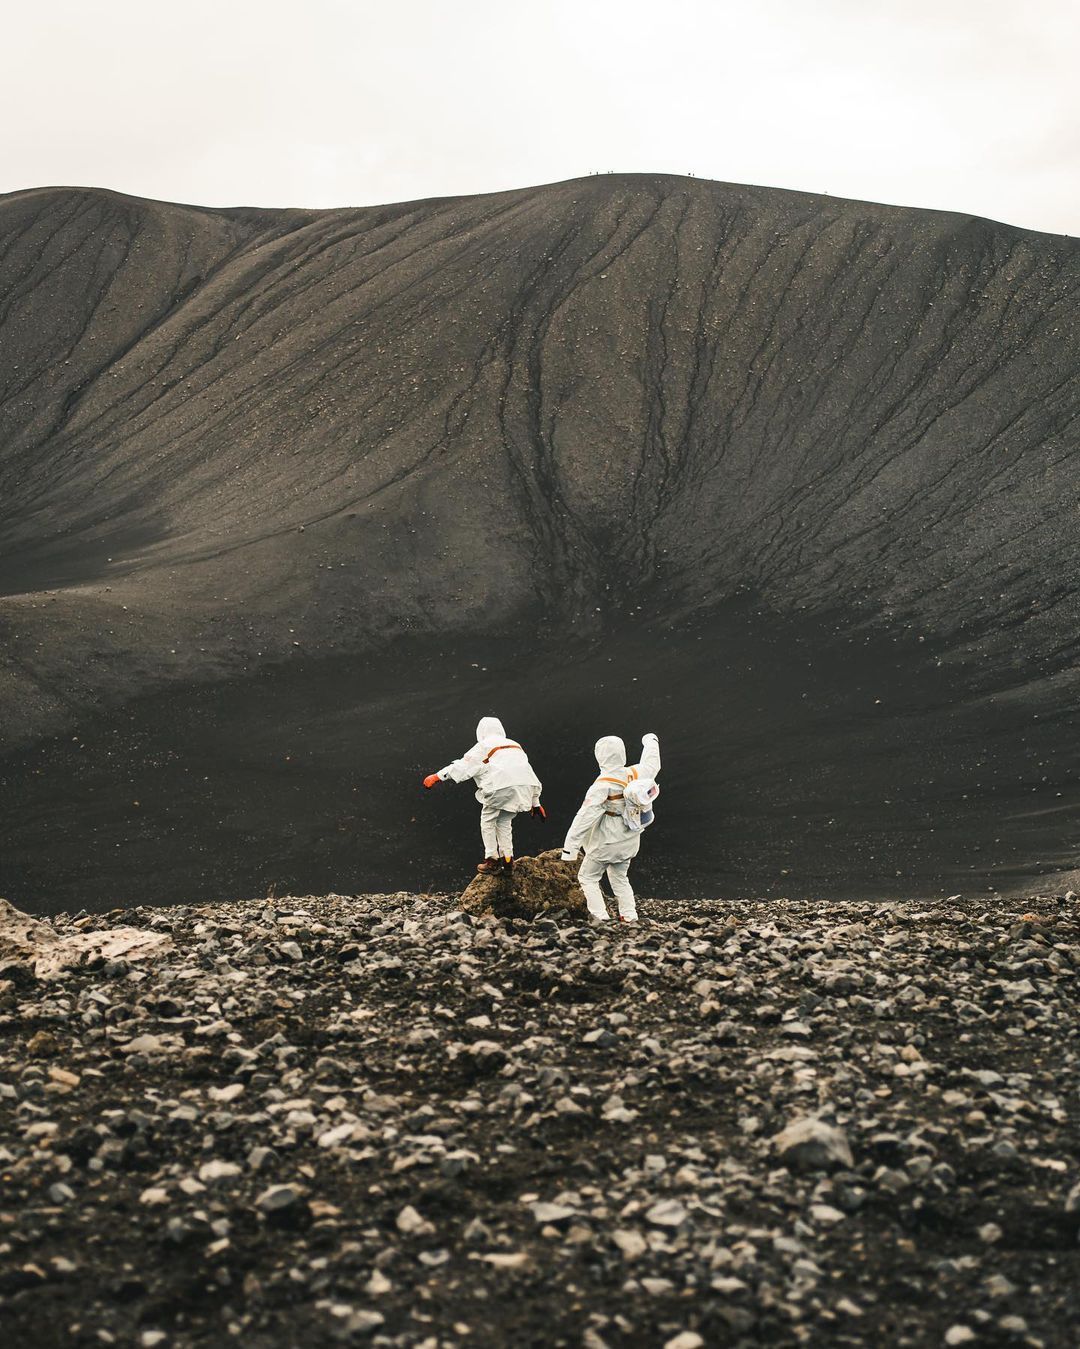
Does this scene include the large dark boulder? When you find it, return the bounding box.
[459,850,587,920]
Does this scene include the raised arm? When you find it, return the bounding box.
[638,732,661,780]
[561,784,608,858]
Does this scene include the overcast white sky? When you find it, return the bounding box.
[2,0,1078,234]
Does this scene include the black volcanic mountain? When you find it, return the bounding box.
[1,174,1078,912]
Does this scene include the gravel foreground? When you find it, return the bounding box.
[2,890,1078,1349]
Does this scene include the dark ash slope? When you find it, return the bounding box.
[1,175,1078,910]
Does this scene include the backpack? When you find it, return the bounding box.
[598,769,660,834]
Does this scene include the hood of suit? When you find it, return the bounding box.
[476,716,505,741]
[594,736,626,772]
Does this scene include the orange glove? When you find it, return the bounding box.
[423,774,441,789]
[530,804,547,820]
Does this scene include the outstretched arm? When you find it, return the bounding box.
[639,732,661,780]
[438,743,485,783]
[561,785,608,858]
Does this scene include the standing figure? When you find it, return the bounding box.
[424,717,544,872]
[561,733,661,922]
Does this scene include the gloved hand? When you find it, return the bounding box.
[422,773,441,789]
[531,804,547,820]
[642,732,658,743]
[560,850,577,862]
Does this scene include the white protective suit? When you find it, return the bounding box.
[561,733,661,921]
[438,716,542,859]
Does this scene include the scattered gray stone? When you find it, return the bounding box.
[998,1314,1028,1336]
[121,1034,167,1056]
[644,1199,689,1228]
[396,1205,435,1236]
[2,887,1076,1347]
[612,1229,647,1259]
[530,1202,577,1226]
[773,1117,854,1171]
[255,1184,303,1213]
[198,1159,241,1183]
[339,1309,384,1336]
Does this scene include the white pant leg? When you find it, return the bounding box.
[577,853,611,920]
[495,810,515,858]
[479,803,500,857]
[606,858,636,920]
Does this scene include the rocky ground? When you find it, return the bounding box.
[1,884,1078,1349]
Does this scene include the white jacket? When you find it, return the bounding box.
[563,733,661,863]
[439,717,542,805]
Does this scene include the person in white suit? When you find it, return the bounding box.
[562,733,661,922]
[424,716,544,871]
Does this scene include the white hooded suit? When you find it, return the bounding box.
[562,733,661,921]
[438,717,542,858]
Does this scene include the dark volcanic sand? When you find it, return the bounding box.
[1,175,1079,910]
[2,608,1079,915]
[1,893,1078,1348]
